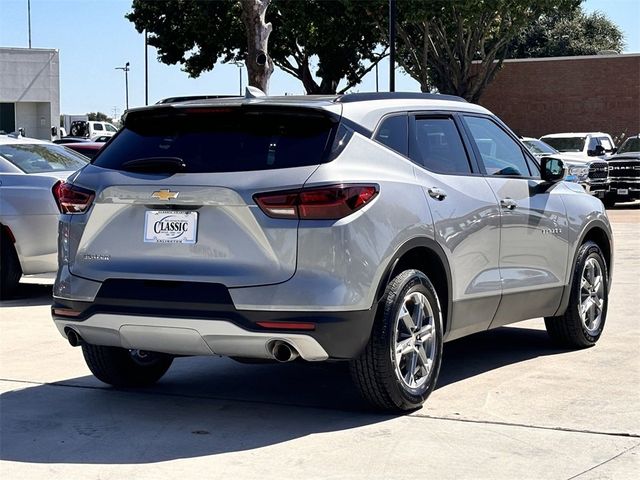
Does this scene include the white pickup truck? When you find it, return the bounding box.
[539,132,616,159]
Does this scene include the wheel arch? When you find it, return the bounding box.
[375,237,452,336]
[554,220,613,317]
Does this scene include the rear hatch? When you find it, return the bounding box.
[67,104,340,287]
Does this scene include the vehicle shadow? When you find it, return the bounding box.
[0,284,52,308]
[0,325,567,465]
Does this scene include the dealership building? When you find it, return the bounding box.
[0,47,60,140]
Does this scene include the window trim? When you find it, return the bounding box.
[460,113,541,180]
[408,111,482,177]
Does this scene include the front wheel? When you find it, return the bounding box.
[545,241,608,348]
[82,343,173,387]
[350,269,443,412]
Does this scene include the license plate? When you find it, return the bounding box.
[144,211,198,244]
[616,188,629,195]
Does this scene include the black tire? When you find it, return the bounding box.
[602,194,616,209]
[0,232,22,299]
[545,241,608,348]
[81,343,173,387]
[350,269,444,412]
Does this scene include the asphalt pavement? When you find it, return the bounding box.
[1,203,638,479]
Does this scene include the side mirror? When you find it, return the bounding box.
[611,147,618,154]
[51,126,57,137]
[541,157,565,183]
[588,145,605,156]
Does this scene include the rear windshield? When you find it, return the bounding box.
[542,137,585,153]
[0,143,88,173]
[93,108,337,173]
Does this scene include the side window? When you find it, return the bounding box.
[587,137,598,151]
[374,115,407,156]
[463,116,531,176]
[93,123,104,131]
[410,117,472,174]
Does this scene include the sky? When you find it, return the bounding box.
[1,0,639,118]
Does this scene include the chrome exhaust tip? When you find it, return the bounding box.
[269,340,299,362]
[65,328,82,347]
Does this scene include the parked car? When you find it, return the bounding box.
[540,132,616,159]
[53,137,92,145]
[63,142,104,160]
[602,134,640,207]
[521,137,608,199]
[51,92,613,412]
[0,134,88,298]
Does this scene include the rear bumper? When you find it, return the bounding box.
[52,279,376,360]
[54,314,330,361]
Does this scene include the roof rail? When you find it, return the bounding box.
[336,92,467,103]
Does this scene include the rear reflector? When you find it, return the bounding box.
[254,184,378,220]
[256,321,316,331]
[53,181,95,214]
[52,308,82,318]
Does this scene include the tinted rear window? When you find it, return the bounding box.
[93,108,337,173]
[542,137,585,152]
[0,143,88,173]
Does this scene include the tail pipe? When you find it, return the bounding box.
[65,327,83,347]
[268,340,299,363]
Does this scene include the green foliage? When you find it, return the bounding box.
[87,112,114,123]
[508,8,625,58]
[393,0,581,102]
[126,0,385,94]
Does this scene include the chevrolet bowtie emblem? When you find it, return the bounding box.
[151,189,179,201]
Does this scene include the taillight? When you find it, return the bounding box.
[254,184,378,220]
[52,181,95,214]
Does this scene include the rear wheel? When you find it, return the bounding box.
[350,269,443,412]
[545,241,608,348]
[81,343,173,387]
[0,232,22,299]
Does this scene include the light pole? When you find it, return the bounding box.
[231,61,244,96]
[389,0,396,92]
[27,0,32,48]
[144,31,149,105]
[115,62,130,110]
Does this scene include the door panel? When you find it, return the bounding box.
[409,114,502,340]
[460,114,570,326]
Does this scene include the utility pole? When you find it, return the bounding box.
[375,62,379,93]
[389,0,396,92]
[27,0,32,48]
[144,31,149,105]
[115,62,130,110]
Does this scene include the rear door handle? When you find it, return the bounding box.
[428,187,447,200]
[500,197,517,210]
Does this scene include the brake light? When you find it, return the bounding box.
[53,181,95,214]
[254,184,378,220]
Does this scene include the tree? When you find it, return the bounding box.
[239,0,273,92]
[126,0,385,94]
[392,0,581,102]
[508,8,625,58]
[268,1,386,94]
[87,112,114,123]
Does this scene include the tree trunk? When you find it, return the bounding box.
[239,0,274,93]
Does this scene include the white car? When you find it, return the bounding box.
[521,137,608,199]
[539,132,616,160]
[0,134,88,297]
[69,121,118,141]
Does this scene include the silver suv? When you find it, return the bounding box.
[51,93,613,412]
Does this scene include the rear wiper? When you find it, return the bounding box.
[121,157,186,173]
